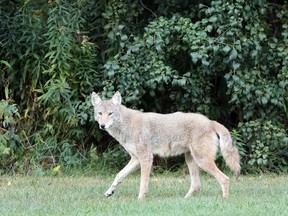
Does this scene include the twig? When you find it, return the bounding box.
[138,0,157,18]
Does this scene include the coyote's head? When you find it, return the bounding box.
[91,91,122,130]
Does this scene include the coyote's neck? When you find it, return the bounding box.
[106,105,139,144]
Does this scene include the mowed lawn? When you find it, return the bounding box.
[0,173,287,216]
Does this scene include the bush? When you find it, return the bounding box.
[0,100,21,174]
[238,120,288,173]
[0,0,101,173]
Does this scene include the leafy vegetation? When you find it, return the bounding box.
[0,0,287,174]
[238,120,288,173]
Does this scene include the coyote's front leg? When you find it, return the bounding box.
[105,156,139,197]
[138,153,153,199]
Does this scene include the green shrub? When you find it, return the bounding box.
[238,120,288,173]
[0,100,21,174]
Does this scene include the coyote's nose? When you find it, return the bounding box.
[100,124,106,129]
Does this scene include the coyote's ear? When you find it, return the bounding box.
[91,92,102,106]
[112,91,122,105]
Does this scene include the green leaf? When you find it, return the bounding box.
[2,147,10,155]
[251,50,258,57]
[121,35,128,41]
[111,63,120,70]
[107,70,115,77]
[261,97,268,105]
[4,87,9,100]
[232,62,240,70]
[179,79,186,86]
[232,75,240,82]
[229,49,238,60]
[209,16,218,23]
[223,45,231,53]
[206,25,213,32]
[201,59,210,66]
[190,52,199,64]
[0,60,12,70]
[108,31,115,40]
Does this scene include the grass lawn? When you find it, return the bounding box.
[0,173,287,216]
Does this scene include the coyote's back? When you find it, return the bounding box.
[91,91,241,199]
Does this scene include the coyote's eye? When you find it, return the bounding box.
[98,112,102,116]
[108,112,113,116]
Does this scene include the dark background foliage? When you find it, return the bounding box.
[0,0,287,175]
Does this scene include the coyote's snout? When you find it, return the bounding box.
[91,91,241,199]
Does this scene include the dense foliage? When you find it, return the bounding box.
[0,0,287,174]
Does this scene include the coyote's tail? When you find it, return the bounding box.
[213,121,241,177]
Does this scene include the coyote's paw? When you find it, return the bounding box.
[104,189,114,197]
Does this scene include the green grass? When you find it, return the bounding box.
[0,173,287,216]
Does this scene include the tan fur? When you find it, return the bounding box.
[91,91,241,199]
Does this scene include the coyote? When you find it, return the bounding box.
[91,91,240,199]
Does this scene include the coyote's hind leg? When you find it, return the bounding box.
[184,152,201,198]
[191,142,229,197]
